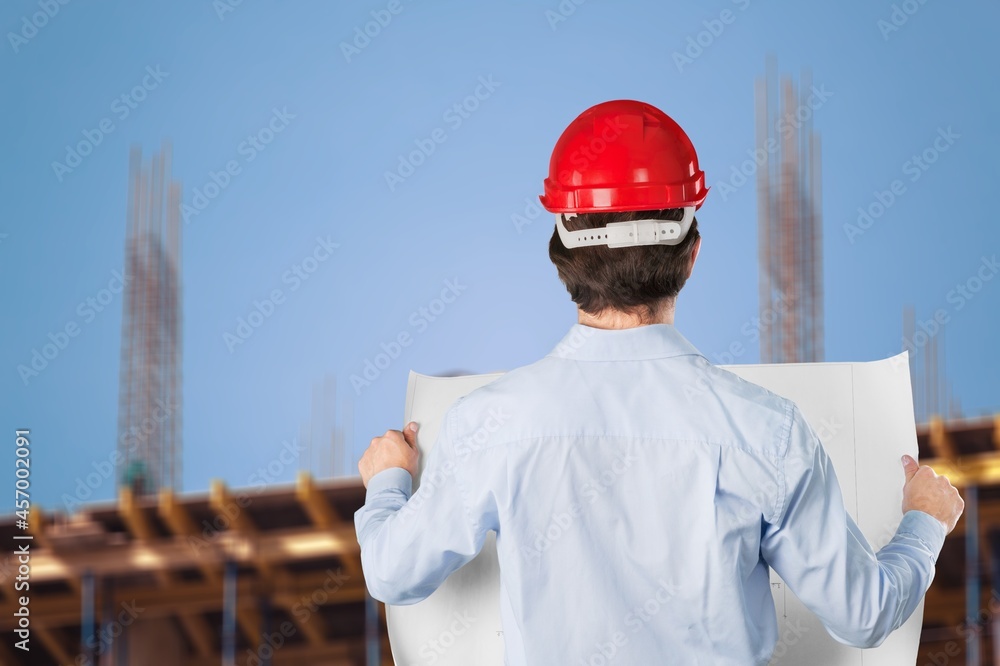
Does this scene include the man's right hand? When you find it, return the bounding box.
[901,454,965,534]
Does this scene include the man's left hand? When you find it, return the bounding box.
[359,421,420,488]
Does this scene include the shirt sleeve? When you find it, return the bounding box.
[353,399,495,605]
[760,400,947,649]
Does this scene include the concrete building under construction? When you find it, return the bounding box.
[755,58,823,364]
[0,475,387,665]
[0,144,385,666]
[5,419,1000,665]
[117,143,183,497]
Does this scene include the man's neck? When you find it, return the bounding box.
[577,302,676,330]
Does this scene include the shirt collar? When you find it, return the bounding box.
[546,323,704,362]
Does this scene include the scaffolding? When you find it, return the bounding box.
[116,142,183,495]
[304,375,357,479]
[755,58,824,364]
[903,305,962,423]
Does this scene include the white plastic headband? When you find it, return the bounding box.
[555,207,695,249]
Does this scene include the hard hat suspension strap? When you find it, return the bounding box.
[554,207,695,249]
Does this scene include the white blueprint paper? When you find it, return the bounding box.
[386,353,922,665]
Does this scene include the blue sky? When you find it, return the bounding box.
[2,0,997,511]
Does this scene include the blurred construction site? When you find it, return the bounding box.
[1,63,996,666]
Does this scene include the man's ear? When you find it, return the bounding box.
[687,235,702,279]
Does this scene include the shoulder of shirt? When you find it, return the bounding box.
[442,358,554,448]
[445,357,812,461]
[698,362,786,406]
[698,361,806,460]
[447,358,548,412]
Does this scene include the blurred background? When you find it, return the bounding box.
[0,0,997,663]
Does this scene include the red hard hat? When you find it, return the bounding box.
[539,100,708,213]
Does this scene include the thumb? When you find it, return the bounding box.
[901,454,919,482]
[402,421,419,449]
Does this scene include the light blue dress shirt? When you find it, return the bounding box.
[355,323,947,665]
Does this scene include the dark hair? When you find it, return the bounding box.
[548,208,700,321]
